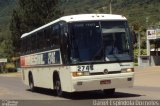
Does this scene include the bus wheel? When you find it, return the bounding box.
[103,89,115,97]
[29,74,35,91]
[54,77,63,96]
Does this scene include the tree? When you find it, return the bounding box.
[10,0,63,55]
[10,10,21,55]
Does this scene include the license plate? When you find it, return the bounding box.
[100,80,111,85]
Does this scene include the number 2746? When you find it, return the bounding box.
[77,65,94,71]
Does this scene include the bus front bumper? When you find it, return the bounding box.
[71,73,134,92]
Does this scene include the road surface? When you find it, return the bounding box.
[0,66,160,106]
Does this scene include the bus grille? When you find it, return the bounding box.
[90,71,121,75]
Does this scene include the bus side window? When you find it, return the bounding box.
[37,32,39,51]
[42,30,47,50]
[50,24,60,48]
[31,33,36,52]
[26,36,30,53]
[37,31,45,51]
[29,36,32,53]
[35,33,38,52]
[30,35,33,53]
[24,37,27,53]
[55,25,60,47]
[59,22,69,64]
[50,26,54,48]
[44,27,51,50]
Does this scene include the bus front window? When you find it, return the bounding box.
[69,21,132,64]
[69,22,103,63]
[102,21,132,62]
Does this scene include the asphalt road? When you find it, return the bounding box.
[0,66,160,106]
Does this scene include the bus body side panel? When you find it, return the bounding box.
[58,66,73,92]
[22,68,29,86]
[22,67,43,88]
[34,67,57,89]
[21,49,66,89]
[22,66,73,91]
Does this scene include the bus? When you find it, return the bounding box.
[20,14,134,96]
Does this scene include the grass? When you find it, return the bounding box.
[134,62,138,66]
[0,71,21,77]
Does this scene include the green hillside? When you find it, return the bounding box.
[0,0,160,28]
[0,0,17,27]
[61,0,160,27]
[0,0,17,58]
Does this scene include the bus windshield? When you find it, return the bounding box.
[69,21,132,64]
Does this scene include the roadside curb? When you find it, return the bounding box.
[134,66,160,72]
[0,72,22,78]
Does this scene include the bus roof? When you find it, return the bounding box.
[21,14,127,38]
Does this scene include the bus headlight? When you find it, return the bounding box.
[127,68,134,72]
[72,72,89,77]
[77,72,83,76]
[121,68,134,73]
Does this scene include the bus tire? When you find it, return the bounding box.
[54,76,63,96]
[29,73,35,91]
[103,88,115,96]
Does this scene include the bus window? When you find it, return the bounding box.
[23,37,27,53]
[50,24,60,48]
[35,33,38,51]
[60,22,69,64]
[44,27,51,49]
[69,22,102,63]
[37,30,45,51]
[27,36,31,53]
[69,21,132,64]
[101,21,132,61]
[31,33,36,52]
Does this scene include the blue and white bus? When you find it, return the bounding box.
[20,14,134,96]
